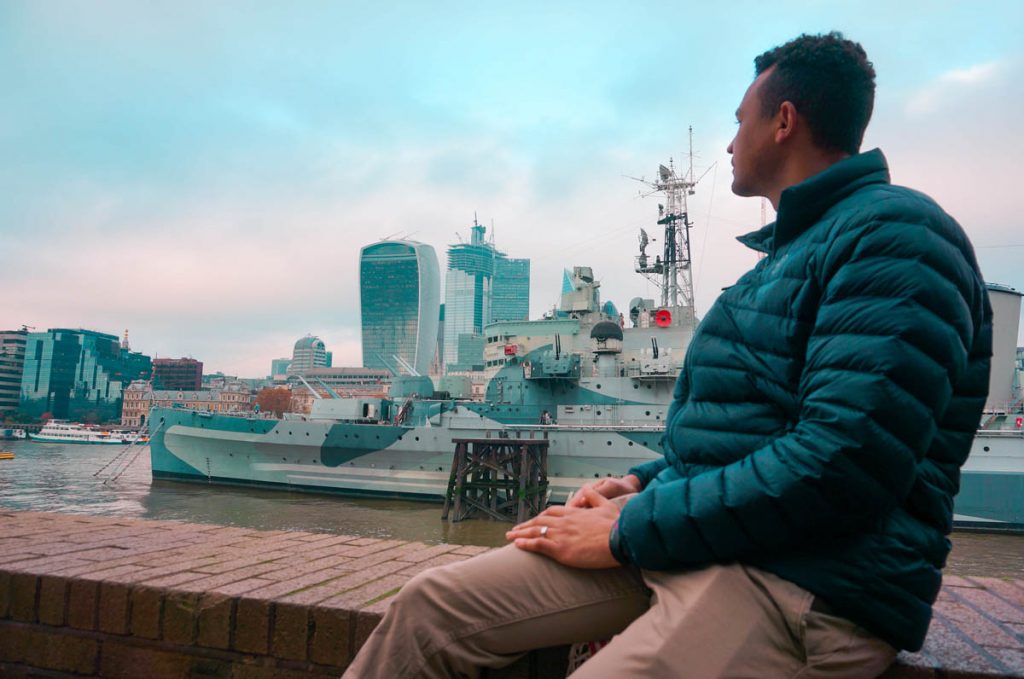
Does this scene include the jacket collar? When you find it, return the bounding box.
[736,148,891,255]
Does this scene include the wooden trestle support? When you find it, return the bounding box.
[442,434,550,523]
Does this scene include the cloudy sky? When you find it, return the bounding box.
[3,1,1022,376]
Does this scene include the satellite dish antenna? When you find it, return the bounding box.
[654,309,672,327]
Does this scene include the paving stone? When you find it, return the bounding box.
[309,606,351,668]
[955,585,1024,625]
[933,599,1022,650]
[396,553,471,578]
[130,586,163,639]
[196,592,233,649]
[234,597,271,654]
[987,648,1024,674]
[20,626,98,674]
[919,614,1001,673]
[242,567,357,602]
[271,601,309,661]
[169,561,287,594]
[9,573,38,622]
[163,591,199,645]
[98,582,131,635]
[37,575,67,626]
[0,622,31,662]
[972,577,1024,608]
[451,545,491,556]
[67,579,98,630]
[0,571,10,618]
[275,561,409,606]
[394,542,459,563]
[211,578,276,597]
[98,638,206,679]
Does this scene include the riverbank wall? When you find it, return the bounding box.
[1,510,1022,677]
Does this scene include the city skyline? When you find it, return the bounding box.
[3,2,1022,376]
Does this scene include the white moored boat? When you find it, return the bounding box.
[30,420,130,445]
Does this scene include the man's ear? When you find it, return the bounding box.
[775,101,798,143]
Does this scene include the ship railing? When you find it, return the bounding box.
[505,423,664,432]
[975,428,1024,438]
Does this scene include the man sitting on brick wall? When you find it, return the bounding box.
[343,31,993,679]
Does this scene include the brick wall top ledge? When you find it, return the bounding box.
[1,510,1022,678]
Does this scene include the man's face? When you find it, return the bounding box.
[727,70,780,198]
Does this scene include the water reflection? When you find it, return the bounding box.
[0,440,507,546]
[1,440,1021,572]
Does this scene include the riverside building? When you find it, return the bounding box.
[19,328,151,422]
[359,239,441,377]
[0,329,28,419]
[151,357,203,391]
[120,380,253,428]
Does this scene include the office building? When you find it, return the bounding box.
[270,358,292,382]
[492,257,531,322]
[360,239,441,376]
[151,357,203,391]
[20,328,151,422]
[288,335,328,375]
[0,329,28,419]
[443,221,531,372]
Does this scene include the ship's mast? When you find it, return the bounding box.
[632,126,700,327]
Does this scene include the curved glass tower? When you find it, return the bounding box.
[360,240,441,376]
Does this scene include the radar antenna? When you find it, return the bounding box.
[628,126,706,328]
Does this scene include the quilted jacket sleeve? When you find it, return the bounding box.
[628,365,690,486]
[616,210,988,569]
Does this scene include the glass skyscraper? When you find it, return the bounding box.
[444,223,530,372]
[19,328,152,422]
[360,240,441,376]
[0,329,28,419]
[492,257,531,322]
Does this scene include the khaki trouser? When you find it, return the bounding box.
[343,542,896,679]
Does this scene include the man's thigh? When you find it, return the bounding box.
[570,564,894,679]
[407,543,651,653]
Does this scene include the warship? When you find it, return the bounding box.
[148,160,1024,529]
[149,156,702,504]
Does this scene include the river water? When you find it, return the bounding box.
[1,440,1021,578]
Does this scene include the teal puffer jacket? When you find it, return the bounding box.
[619,149,992,651]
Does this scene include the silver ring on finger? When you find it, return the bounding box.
[539,525,549,537]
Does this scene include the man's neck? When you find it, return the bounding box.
[767,148,851,210]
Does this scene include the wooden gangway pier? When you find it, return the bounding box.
[442,433,549,524]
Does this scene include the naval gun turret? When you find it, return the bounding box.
[591,321,623,378]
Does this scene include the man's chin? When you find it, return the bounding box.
[731,180,754,197]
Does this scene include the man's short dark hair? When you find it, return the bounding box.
[754,31,876,156]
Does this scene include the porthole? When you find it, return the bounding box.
[606,441,612,446]
[984,446,990,452]
[415,437,420,441]
[596,384,601,389]
[628,441,634,446]
[645,411,650,416]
